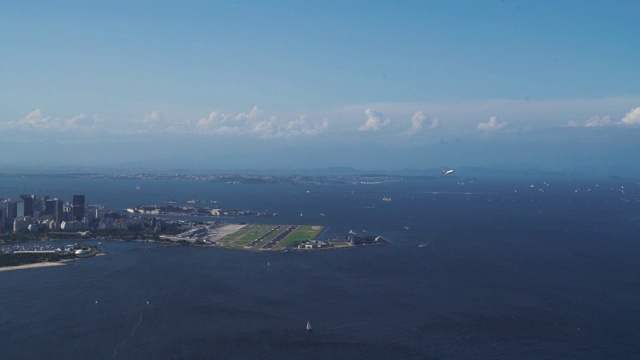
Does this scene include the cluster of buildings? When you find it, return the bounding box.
[0,194,152,234]
[126,204,255,217]
[1,194,86,233]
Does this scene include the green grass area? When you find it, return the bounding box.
[271,225,324,250]
[221,224,274,248]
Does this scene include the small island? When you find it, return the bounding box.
[159,223,386,251]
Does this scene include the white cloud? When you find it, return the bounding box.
[194,111,234,133]
[566,116,619,127]
[249,114,329,139]
[236,105,263,121]
[565,116,614,127]
[4,98,638,144]
[402,111,439,136]
[0,109,104,132]
[565,108,640,127]
[358,108,390,131]
[252,116,276,136]
[23,109,58,129]
[137,110,164,129]
[163,107,329,139]
[64,113,103,130]
[283,115,329,138]
[621,107,640,125]
[405,111,425,135]
[585,116,613,127]
[477,116,507,131]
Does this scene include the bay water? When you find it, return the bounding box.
[1,175,639,359]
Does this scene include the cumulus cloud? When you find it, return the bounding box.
[22,109,59,129]
[193,111,236,133]
[164,107,328,139]
[64,113,103,130]
[621,107,640,125]
[358,108,390,131]
[3,109,62,130]
[585,116,613,127]
[0,109,104,132]
[565,116,613,127]
[405,111,425,135]
[565,108,640,127]
[566,116,611,127]
[249,114,329,139]
[477,116,507,131]
[137,110,165,129]
[235,106,263,121]
[284,115,329,138]
[252,116,276,136]
[402,111,438,136]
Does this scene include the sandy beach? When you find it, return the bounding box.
[0,261,67,272]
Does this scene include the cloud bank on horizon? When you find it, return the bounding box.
[1,1,639,170]
[3,102,639,141]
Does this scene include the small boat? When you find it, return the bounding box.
[404,226,410,230]
[306,321,313,332]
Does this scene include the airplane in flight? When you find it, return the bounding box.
[442,169,454,175]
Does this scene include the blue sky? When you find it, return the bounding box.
[1,1,639,172]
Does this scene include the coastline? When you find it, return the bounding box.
[0,261,68,272]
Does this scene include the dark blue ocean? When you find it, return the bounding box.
[1,175,639,359]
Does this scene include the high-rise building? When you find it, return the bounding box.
[44,200,56,215]
[54,199,64,225]
[20,195,35,217]
[17,201,25,218]
[72,195,85,221]
[6,200,17,219]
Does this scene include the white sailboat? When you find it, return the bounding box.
[306,321,313,332]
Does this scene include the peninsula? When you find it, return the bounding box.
[0,244,104,271]
[1,187,387,254]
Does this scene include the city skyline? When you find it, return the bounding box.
[2,1,639,172]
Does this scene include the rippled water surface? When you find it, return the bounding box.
[1,175,639,359]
